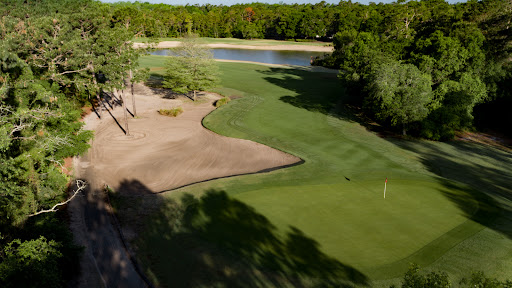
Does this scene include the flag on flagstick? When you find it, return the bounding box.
[384,177,387,199]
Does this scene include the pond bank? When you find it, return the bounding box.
[134,41,334,52]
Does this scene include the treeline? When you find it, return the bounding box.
[317,0,512,139]
[108,1,341,40]
[0,0,144,286]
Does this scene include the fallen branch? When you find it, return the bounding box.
[28,179,87,217]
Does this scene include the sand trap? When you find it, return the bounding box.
[82,84,300,194]
[134,41,334,52]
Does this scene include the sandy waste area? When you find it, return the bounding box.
[82,84,300,194]
[134,41,334,52]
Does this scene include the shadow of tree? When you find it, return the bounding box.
[74,179,147,287]
[390,139,512,238]
[259,68,341,114]
[119,182,368,288]
[258,68,392,136]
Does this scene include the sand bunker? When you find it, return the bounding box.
[83,84,299,194]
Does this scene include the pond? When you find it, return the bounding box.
[150,48,327,66]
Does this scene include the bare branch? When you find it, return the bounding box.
[12,135,37,140]
[28,180,86,217]
[56,67,89,76]
[39,135,71,150]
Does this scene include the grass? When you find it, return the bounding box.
[214,96,230,107]
[133,36,332,47]
[158,107,183,117]
[132,56,512,286]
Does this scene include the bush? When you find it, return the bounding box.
[0,237,63,288]
[159,107,183,117]
[215,97,230,107]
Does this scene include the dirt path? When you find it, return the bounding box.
[70,84,299,287]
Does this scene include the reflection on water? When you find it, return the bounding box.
[150,48,327,66]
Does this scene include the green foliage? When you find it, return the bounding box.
[240,22,262,40]
[400,264,451,288]
[158,107,183,117]
[398,266,512,288]
[162,36,220,100]
[337,32,382,84]
[0,0,146,285]
[108,2,341,40]
[214,96,230,107]
[0,236,63,288]
[367,60,433,135]
[422,73,487,140]
[460,271,512,288]
[308,0,508,139]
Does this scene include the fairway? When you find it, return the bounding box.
[134,56,512,286]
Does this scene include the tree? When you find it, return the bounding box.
[162,35,220,101]
[422,72,487,140]
[0,236,63,288]
[367,60,433,135]
[460,271,512,288]
[241,22,261,39]
[400,264,451,288]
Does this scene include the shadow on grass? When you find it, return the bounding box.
[258,68,392,136]
[259,68,341,115]
[115,180,369,288]
[390,139,512,238]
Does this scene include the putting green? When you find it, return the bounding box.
[235,180,478,270]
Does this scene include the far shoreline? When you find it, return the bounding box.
[134,40,334,52]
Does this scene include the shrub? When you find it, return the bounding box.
[158,107,183,117]
[215,97,230,107]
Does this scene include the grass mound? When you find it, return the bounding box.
[158,107,183,117]
[214,96,230,107]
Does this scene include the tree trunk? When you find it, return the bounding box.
[129,69,136,117]
[92,72,102,118]
[193,90,196,101]
[403,126,407,136]
[120,88,130,136]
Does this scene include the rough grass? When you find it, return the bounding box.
[214,96,230,107]
[133,57,512,286]
[158,107,183,117]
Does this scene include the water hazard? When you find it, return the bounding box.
[150,48,327,66]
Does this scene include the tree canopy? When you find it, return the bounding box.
[162,35,220,101]
[368,61,433,135]
[314,0,511,139]
[0,0,146,285]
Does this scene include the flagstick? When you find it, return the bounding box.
[384,182,387,199]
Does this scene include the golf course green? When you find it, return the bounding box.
[134,56,512,287]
